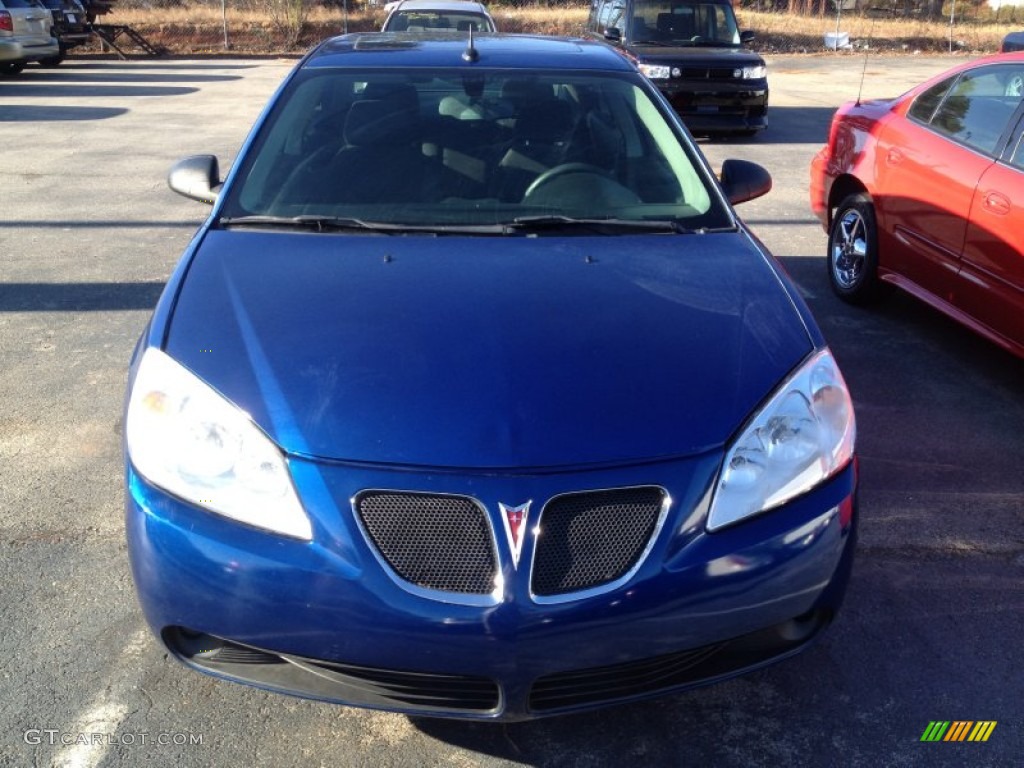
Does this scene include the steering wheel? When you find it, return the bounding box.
[523,163,614,200]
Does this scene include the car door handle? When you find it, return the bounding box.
[983,191,1011,215]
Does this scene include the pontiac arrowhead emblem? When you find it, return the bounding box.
[499,501,531,567]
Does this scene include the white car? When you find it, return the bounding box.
[381,0,496,34]
[0,0,59,74]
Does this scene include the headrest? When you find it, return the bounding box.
[344,99,419,147]
[500,79,552,110]
[657,12,674,32]
[362,81,419,112]
[516,100,574,144]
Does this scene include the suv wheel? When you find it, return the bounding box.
[0,62,26,75]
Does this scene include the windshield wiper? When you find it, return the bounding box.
[219,215,529,235]
[219,215,411,233]
[503,215,695,235]
[218,214,699,236]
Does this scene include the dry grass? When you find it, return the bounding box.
[81,3,1012,56]
[740,9,1011,54]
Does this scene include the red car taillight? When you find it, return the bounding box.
[0,11,14,32]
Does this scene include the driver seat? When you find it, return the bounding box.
[491,99,576,201]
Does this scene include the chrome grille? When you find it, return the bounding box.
[531,487,666,597]
[356,492,497,595]
[679,66,740,81]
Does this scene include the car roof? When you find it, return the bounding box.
[388,0,490,12]
[307,34,638,73]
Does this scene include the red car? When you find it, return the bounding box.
[810,53,1024,358]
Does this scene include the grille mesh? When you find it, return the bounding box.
[531,487,665,597]
[356,492,497,595]
[679,66,741,81]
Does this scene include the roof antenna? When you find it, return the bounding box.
[855,17,877,107]
[855,52,868,106]
[463,26,479,62]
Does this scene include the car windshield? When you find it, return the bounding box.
[628,1,741,46]
[222,68,730,230]
[385,11,493,33]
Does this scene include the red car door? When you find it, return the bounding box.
[873,73,1004,302]
[957,157,1024,353]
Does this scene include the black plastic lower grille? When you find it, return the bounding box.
[530,643,726,711]
[531,487,665,597]
[167,628,500,714]
[356,491,497,595]
[529,610,832,712]
[301,658,500,711]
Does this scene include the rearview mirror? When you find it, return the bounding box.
[740,30,755,45]
[168,155,221,205]
[720,159,772,205]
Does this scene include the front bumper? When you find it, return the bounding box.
[657,79,769,134]
[809,146,832,230]
[127,453,857,721]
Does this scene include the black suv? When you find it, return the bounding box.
[34,0,89,64]
[586,0,768,135]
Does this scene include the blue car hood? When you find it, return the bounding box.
[165,230,812,469]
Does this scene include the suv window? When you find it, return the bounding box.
[629,0,741,46]
[593,0,626,34]
[920,66,1024,155]
[2,0,39,7]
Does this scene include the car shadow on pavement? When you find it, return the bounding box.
[0,83,199,98]
[777,255,1024,385]
[10,71,243,84]
[59,60,261,70]
[0,282,165,312]
[0,105,128,121]
[706,106,836,146]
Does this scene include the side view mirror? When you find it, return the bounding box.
[740,30,755,45]
[720,159,772,205]
[168,155,221,205]
[603,26,621,43]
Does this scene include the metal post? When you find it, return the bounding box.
[948,0,955,53]
[222,0,230,50]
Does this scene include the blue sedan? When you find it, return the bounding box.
[124,33,857,721]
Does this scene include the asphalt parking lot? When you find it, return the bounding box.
[1,52,1022,767]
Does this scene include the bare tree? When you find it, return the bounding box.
[267,0,307,47]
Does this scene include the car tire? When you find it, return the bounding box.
[827,193,887,304]
[0,62,26,75]
[38,54,66,67]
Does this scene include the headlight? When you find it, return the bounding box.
[707,349,855,532]
[741,65,767,80]
[126,348,312,540]
[638,63,671,80]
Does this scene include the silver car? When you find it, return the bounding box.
[0,0,59,74]
[382,0,496,33]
